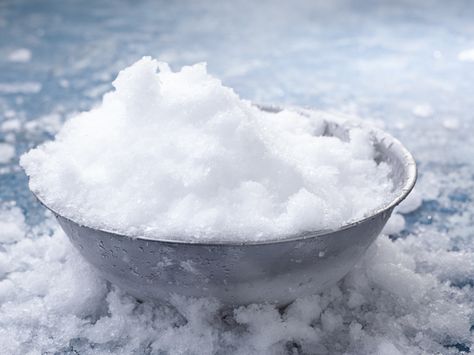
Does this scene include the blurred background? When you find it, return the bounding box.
[0,1,474,353]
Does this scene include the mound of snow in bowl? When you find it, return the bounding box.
[21,57,395,242]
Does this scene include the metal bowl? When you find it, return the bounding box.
[32,108,417,306]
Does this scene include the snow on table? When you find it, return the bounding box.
[1,0,473,354]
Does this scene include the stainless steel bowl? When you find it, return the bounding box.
[32,108,417,306]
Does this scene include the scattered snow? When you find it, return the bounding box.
[458,48,474,62]
[382,213,406,235]
[443,118,460,130]
[0,143,15,163]
[1,119,21,132]
[0,82,41,94]
[58,79,70,88]
[23,113,63,134]
[7,48,32,63]
[397,190,422,214]
[4,133,15,143]
[3,110,16,119]
[432,50,443,59]
[0,204,25,244]
[0,208,471,355]
[412,104,434,118]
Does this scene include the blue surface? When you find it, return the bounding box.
[1,0,474,353]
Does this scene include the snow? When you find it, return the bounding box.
[443,118,460,130]
[458,49,474,62]
[0,204,25,243]
[23,113,63,134]
[1,0,474,354]
[0,143,15,163]
[0,208,471,354]
[0,82,42,94]
[396,190,422,214]
[21,58,395,242]
[382,212,406,235]
[1,119,21,132]
[412,104,434,118]
[7,48,32,63]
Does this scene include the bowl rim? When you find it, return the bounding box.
[31,108,417,246]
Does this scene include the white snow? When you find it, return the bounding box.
[0,143,15,163]
[23,113,63,134]
[21,57,395,242]
[458,48,474,62]
[412,104,434,118]
[0,205,25,244]
[0,82,41,94]
[443,118,460,130]
[7,48,32,63]
[0,207,471,355]
[382,212,406,235]
[1,119,21,132]
[396,190,422,214]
